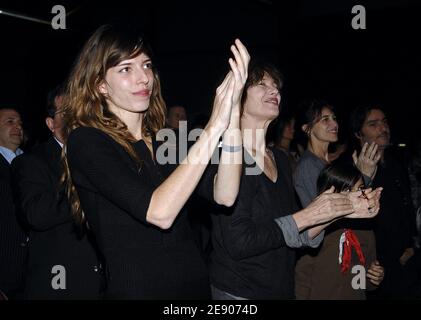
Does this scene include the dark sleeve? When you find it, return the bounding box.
[11,154,72,231]
[216,170,287,260]
[66,127,155,224]
[195,163,217,204]
[400,165,418,246]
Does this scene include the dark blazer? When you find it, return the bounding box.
[0,152,27,299]
[11,137,103,299]
[368,149,417,298]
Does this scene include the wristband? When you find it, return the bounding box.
[220,143,242,153]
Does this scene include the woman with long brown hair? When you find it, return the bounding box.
[62,24,249,299]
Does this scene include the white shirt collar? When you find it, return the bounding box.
[54,136,64,149]
[0,146,23,164]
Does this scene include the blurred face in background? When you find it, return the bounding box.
[358,109,390,149]
[46,95,66,144]
[167,106,187,129]
[283,118,295,141]
[0,109,23,152]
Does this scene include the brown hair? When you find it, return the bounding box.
[240,60,283,115]
[62,24,166,222]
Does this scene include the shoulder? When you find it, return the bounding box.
[14,138,62,165]
[67,127,118,150]
[12,144,45,169]
[0,154,10,172]
[68,126,108,141]
[295,152,313,175]
[296,151,324,172]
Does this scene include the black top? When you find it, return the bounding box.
[372,150,416,262]
[0,153,27,299]
[364,149,417,298]
[11,138,103,299]
[67,127,210,299]
[209,148,297,299]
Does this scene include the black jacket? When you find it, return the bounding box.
[11,137,103,299]
[0,152,27,299]
[368,149,417,297]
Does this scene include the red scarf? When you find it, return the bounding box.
[339,229,365,274]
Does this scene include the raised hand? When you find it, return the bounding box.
[228,39,250,110]
[352,142,381,179]
[207,72,236,132]
[207,39,250,133]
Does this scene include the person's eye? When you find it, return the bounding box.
[143,62,153,70]
[119,67,130,73]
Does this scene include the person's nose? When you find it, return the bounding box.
[329,117,338,127]
[268,86,278,95]
[15,121,23,130]
[378,121,388,133]
[136,68,150,85]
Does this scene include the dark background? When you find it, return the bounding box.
[0,0,419,148]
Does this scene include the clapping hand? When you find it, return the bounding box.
[345,187,383,219]
[228,39,250,111]
[207,39,250,132]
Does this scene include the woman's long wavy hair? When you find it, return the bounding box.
[62,24,166,223]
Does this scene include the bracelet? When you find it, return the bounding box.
[220,143,242,153]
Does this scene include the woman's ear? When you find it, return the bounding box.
[302,124,310,136]
[98,82,108,95]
